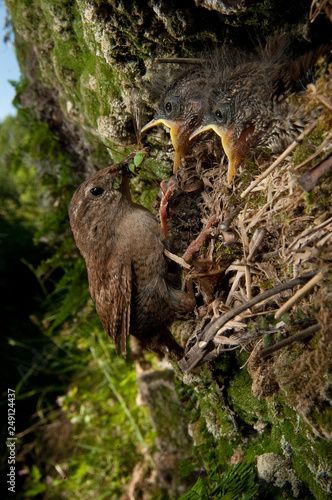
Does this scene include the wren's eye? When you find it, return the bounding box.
[215,109,223,121]
[165,101,172,113]
[90,187,105,197]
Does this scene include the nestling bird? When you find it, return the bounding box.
[68,166,194,359]
[190,45,327,184]
[141,48,260,173]
[140,50,245,172]
[141,65,207,173]
[143,40,328,184]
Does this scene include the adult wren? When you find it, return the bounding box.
[69,165,194,359]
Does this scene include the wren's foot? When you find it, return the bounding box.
[182,213,217,262]
[136,327,184,361]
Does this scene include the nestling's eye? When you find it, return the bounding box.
[165,101,172,113]
[90,187,105,197]
[215,109,223,120]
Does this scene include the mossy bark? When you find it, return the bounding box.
[5,1,332,498]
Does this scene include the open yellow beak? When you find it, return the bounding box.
[141,118,183,173]
[190,124,237,184]
[141,118,166,134]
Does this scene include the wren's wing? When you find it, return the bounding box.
[89,259,132,357]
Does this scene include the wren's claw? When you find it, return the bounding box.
[182,214,217,262]
[178,316,216,372]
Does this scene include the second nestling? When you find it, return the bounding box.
[142,39,329,184]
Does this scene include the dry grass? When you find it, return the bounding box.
[163,66,332,437]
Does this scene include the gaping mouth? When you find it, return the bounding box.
[141,118,184,173]
[190,123,255,184]
[190,124,238,184]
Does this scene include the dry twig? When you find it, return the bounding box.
[240,121,318,199]
[259,324,321,358]
[307,83,332,110]
[309,0,329,22]
[297,152,332,192]
[285,216,332,255]
[274,272,322,319]
[179,271,317,372]
[164,249,191,269]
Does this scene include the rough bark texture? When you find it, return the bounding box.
[6,1,332,498]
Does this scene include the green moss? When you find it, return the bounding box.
[214,363,332,499]
[292,144,314,165]
[212,355,234,375]
[260,278,276,290]
[250,193,267,208]
[228,368,269,427]
[8,0,126,133]
[304,191,316,212]
[5,1,332,498]
[261,397,332,499]
[136,186,158,211]
[238,160,260,187]
[308,124,329,148]
[274,212,292,225]
[141,156,172,181]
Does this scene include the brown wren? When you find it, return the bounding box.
[68,165,194,359]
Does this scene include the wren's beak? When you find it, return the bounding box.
[190,124,238,185]
[141,118,184,173]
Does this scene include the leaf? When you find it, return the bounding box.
[179,477,209,500]
[281,312,290,323]
[134,152,144,167]
[211,461,258,499]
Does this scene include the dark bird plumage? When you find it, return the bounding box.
[190,44,329,183]
[68,166,194,359]
[141,49,250,171]
[141,66,207,173]
[143,39,329,183]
